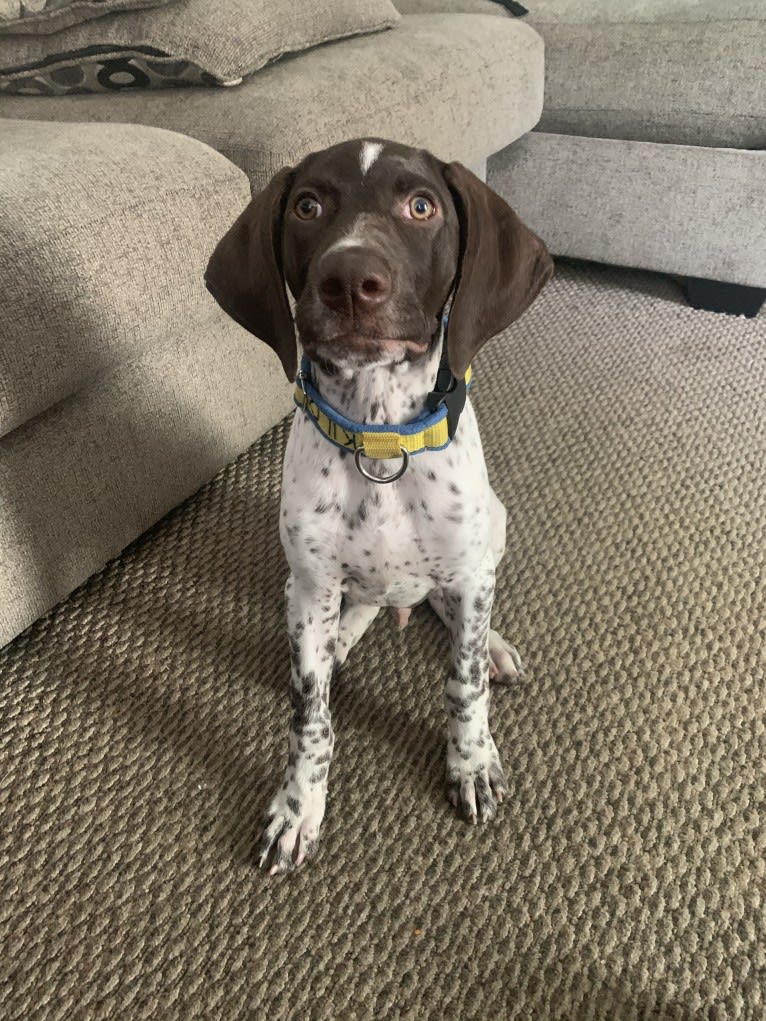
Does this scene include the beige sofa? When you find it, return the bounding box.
[0,12,545,647]
[399,0,766,315]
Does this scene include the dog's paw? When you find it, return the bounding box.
[446,745,508,826]
[258,786,325,875]
[488,629,524,685]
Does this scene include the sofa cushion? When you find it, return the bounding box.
[0,118,252,438]
[0,13,544,189]
[0,0,399,94]
[489,132,766,288]
[396,0,766,148]
[0,0,170,37]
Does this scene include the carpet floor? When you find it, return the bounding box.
[1,261,765,1021]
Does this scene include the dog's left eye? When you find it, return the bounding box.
[295,195,322,220]
[408,195,436,220]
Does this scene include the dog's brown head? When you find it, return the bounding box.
[205,138,553,380]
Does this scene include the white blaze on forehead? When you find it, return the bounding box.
[360,140,383,176]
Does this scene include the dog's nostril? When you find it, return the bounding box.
[318,275,351,312]
[358,274,390,302]
[361,276,384,296]
[320,275,345,299]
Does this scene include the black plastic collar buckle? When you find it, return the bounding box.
[426,364,467,441]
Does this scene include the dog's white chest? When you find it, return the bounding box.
[333,495,444,607]
[280,401,492,608]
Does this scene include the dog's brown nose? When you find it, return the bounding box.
[317,247,392,315]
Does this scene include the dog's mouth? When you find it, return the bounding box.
[295,295,438,366]
[327,332,430,355]
[303,327,433,366]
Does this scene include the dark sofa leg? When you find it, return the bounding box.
[684,277,765,318]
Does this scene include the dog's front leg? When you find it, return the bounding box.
[443,554,509,825]
[259,572,341,874]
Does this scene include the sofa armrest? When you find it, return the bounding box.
[0,118,252,437]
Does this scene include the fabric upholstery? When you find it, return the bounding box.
[0,14,545,189]
[0,118,255,438]
[0,311,292,647]
[396,0,766,147]
[399,0,766,20]
[0,0,399,92]
[0,116,293,647]
[0,0,170,36]
[396,0,502,13]
[534,13,765,147]
[489,132,766,288]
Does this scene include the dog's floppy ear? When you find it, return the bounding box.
[442,161,554,378]
[205,166,297,380]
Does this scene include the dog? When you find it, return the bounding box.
[205,138,553,874]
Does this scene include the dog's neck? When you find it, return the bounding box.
[305,328,445,426]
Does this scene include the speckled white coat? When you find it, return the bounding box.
[259,333,522,874]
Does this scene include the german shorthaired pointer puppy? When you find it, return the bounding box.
[205,138,553,874]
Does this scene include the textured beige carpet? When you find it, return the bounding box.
[1,261,765,1021]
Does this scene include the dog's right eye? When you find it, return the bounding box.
[294,195,322,220]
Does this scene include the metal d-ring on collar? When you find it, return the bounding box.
[297,363,412,484]
[296,367,311,408]
[354,445,410,484]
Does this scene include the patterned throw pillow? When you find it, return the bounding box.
[0,0,400,94]
[0,0,172,36]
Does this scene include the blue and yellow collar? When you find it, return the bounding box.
[293,350,472,464]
